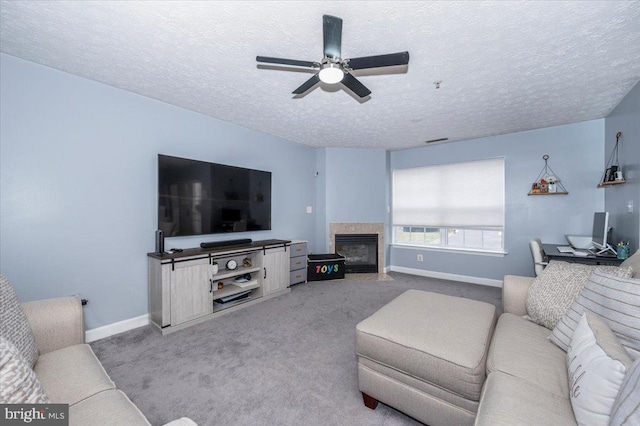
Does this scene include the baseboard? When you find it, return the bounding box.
[383,266,391,274]
[389,266,503,288]
[85,314,150,343]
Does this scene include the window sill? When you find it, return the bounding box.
[392,243,507,257]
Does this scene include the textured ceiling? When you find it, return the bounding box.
[1,1,640,150]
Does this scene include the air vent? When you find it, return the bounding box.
[425,138,448,144]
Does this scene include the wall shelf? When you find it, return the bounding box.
[527,192,569,196]
[597,180,626,188]
[528,155,568,195]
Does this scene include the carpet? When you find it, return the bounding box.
[91,272,502,425]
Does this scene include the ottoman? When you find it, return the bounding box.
[356,290,497,426]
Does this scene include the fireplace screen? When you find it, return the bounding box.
[335,234,378,273]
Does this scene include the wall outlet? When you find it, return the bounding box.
[306,206,313,214]
[417,254,423,262]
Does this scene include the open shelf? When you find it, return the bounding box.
[213,295,258,312]
[597,180,626,187]
[213,266,261,281]
[527,191,569,196]
[213,280,260,299]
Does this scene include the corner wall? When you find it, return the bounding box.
[604,81,640,253]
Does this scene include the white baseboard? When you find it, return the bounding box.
[85,314,150,343]
[389,266,503,288]
[383,266,391,274]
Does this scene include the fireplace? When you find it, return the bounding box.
[335,234,378,273]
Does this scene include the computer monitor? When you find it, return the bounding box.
[591,212,616,255]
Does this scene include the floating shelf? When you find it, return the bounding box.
[598,180,626,188]
[528,191,569,196]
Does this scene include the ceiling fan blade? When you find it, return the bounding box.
[323,15,342,59]
[346,51,410,70]
[341,73,371,98]
[256,56,318,68]
[292,74,321,94]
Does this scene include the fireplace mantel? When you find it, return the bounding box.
[329,223,384,274]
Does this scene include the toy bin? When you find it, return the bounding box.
[307,254,346,281]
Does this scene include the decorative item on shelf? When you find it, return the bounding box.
[212,261,218,275]
[243,257,252,268]
[598,131,626,187]
[528,155,568,195]
[218,281,224,290]
[226,259,238,270]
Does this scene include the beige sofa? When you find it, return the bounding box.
[474,274,577,425]
[21,295,195,426]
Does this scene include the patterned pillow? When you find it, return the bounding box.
[610,357,640,426]
[0,336,49,403]
[0,275,38,367]
[525,261,632,330]
[567,312,632,426]
[550,269,640,358]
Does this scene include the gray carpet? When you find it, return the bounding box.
[91,272,502,426]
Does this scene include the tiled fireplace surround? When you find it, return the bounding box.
[329,223,384,274]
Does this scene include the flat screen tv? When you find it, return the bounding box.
[158,155,271,237]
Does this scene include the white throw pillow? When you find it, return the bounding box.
[0,336,49,404]
[525,261,632,330]
[567,312,632,426]
[550,269,640,358]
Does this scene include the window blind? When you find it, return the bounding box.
[392,158,505,228]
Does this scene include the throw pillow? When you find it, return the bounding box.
[610,357,640,426]
[550,269,640,358]
[567,312,632,426]
[0,275,38,367]
[620,248,640,278]
[525,261,632,330]
[0,336,49,404]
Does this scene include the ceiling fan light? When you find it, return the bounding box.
[319,63,344,84]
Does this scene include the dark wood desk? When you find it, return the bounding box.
[542,243,624,266]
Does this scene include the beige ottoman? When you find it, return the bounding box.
[356,290,497,426]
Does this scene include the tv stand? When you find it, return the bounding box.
[147,239,291,334]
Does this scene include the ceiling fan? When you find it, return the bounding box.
[256,15,409,98]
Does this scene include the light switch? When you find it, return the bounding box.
[306,206,313,214]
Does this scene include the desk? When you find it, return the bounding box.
[542,243,624,266]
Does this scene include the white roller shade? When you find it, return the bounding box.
[393,158,505,228]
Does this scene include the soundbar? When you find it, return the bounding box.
[200,239,252,249]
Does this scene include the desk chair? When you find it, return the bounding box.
[530,238,548,276]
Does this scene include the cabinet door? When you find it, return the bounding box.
[263,247,289,295]
[170,261,213,325]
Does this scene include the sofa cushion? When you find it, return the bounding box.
[0,336,49,404]
[550,269,640,358]
[487,313,568,398]
[0,274,39,367]
[525,261,632,330]
[474,372,576,426]
[567,312,632,426]
[610,357,640,426]
[356,290,496,401]
[69,389,150,426]
[34,344,115,405]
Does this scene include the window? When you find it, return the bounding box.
[392,158,505,252]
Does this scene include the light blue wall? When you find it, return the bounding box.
[604,81,640,253]
[0,54,317,329]
[390,120,606,280]
[324,148,388,224]
[313,148,388,255]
